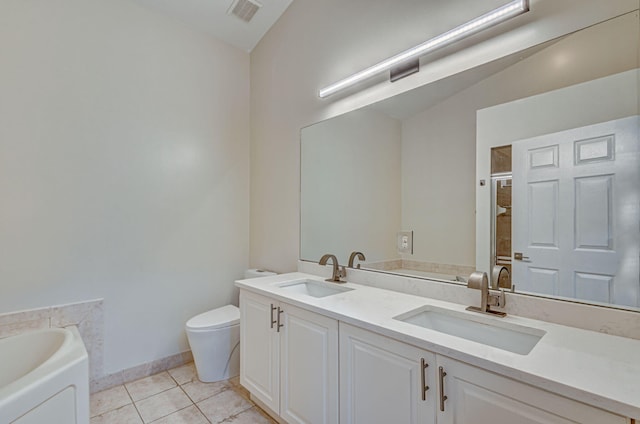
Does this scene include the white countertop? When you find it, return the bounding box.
[235,272,640,419]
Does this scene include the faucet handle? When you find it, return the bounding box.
[338,265,347,279]
[487,288,506,308]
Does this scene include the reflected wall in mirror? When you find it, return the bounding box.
[300,11,640,310]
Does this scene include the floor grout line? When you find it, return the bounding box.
[193,400,213,424]
[122,383,146,423]
[179,380,198,404]
[147,403,196,424]
[219,403,254,423]
[135,386,194,424]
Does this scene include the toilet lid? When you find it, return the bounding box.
[186,305,240,330]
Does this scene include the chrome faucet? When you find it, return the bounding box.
[348,251,366,269]
[466,271,506,317]
[319,254,347,283]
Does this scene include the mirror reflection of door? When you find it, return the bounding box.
[511,116,640,307]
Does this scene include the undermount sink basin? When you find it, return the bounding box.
[277,279,354,298]
[394,306,545,355]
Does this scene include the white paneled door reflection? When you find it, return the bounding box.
[512,116,640,307]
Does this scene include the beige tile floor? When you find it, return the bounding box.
[90,363,276,424]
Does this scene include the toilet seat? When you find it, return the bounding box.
[186,305,239,330]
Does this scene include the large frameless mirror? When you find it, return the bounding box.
[300,11,640,311]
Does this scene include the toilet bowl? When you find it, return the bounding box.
[185,269,276,382]
[186,305,240,382]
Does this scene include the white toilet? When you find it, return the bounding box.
[185,269,275,382]
[186,305,240,382]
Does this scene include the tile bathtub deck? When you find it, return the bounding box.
[90,363,276,424]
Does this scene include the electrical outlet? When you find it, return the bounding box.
[397,231,413,254]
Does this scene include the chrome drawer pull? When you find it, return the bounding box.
[420,358,429,401]
[439,366,448,412]
[270,304,277,329]
[277,307,284,332]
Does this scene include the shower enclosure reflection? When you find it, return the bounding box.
[490,144,512,288]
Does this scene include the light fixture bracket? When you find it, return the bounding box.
[390,59,420,83]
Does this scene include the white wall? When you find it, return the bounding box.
[400,95,477,267]
[0,0,250,374]
[250,0,640,273]
[301,109,401,264]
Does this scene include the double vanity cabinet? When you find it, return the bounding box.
[236,273,639,424]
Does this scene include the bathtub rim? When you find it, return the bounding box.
[0,326,89,422]
[0,327,73,388]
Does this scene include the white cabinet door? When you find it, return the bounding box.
[340,323,436,424]
[239,291,280,413]
[437,356,629,424]
[240,290,339,423]
[280,303,339,424]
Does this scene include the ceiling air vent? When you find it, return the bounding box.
[227,0,262,23]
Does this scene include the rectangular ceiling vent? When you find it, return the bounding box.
[227,0,262,23]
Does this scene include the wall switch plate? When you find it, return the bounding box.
[397,231,413,254]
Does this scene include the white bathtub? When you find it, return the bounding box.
[0,327,89,423]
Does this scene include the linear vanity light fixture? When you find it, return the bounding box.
[318,0,529,98]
